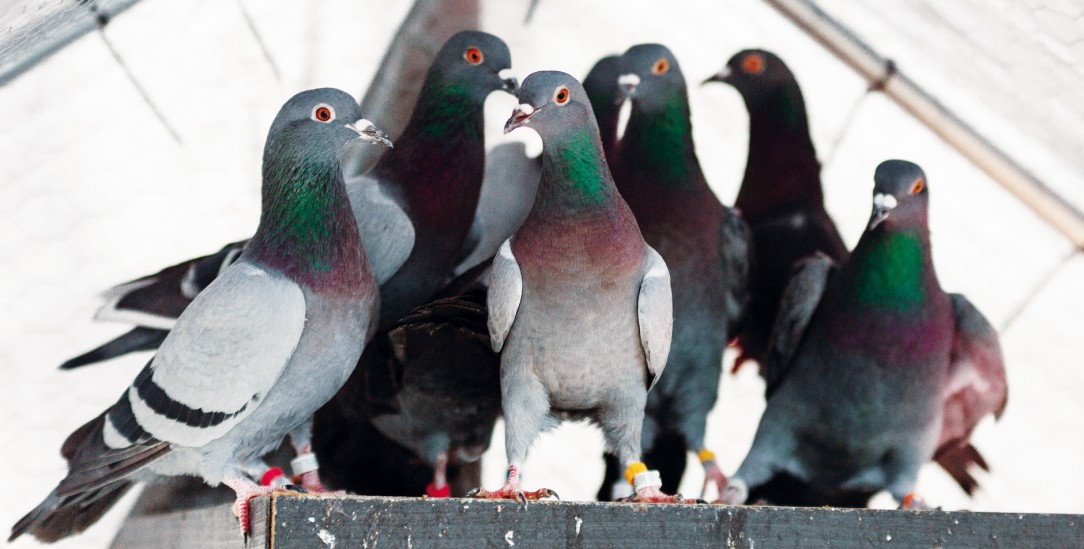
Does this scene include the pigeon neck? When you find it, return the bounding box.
[842,225,935,314]
[517,127,644,275]
[618,89,701,188]
[734,84,823,220]
[588,93,619,158]
[374,79,486,230]
[536,128,618,215]
[247,146,368,293]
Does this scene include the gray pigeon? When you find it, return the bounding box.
[55,30,514,371]
[10,88,389,542]
[704,49,849,372]
[352,29,515,329]
[721,160,1008,508]
[468,71,687,504]
[600,43,751,501]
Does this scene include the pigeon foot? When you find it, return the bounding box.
[619,485,700,504]
[226,482,280,536]
[466,485,559,505]
[900,492,934,510]
[719,477,747,505]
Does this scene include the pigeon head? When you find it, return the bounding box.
[704,49,795,95]
[616,43,687,108]
[254,88,389,283]
[583,54,622,108]
[266,88,392,162]
[432,30,517,97]
[868,159,929,231]
[505,71,595,138]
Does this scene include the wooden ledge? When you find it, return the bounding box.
[112,483,1083,548]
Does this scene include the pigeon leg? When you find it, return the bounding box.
[288,421,330,493]
[616,462,699,503]
[466,465,558,503]
[223,476,281,536]
[883,446,931,509]
[426,450,451,498]
[471,359,557,503]
[697,449,729,502]
[602,395,696,504]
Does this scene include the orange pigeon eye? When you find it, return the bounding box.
[742,53,765,74]
[464,47,484,65]
[911,179,925,194]
[652,58,669,75]
[554,86,570,105]
[311,104,334,123]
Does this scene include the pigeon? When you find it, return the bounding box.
[468,70,687,504]
[591,44,750,501]
[10,88,389,542]
[55,30,515,370]
[582,54,622,161]
[704,49,848,371]
[720,160,1008,508]
[359,29,515,329]
[313,261,501,498]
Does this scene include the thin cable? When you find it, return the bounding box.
[235,0,281,82]
[999,247,1079,334]
[91,5,182,144]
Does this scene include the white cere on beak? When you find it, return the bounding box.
[499,68,516,81]
[873,193,898,210]
[617,73,641,88]
[346,118,376,134]
[515,103,535,121]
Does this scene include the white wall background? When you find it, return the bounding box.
[1,1,1081,547]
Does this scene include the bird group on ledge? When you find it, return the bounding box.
[11,29,1007,544]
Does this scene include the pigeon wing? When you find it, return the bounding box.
[637,246,673,391]
[124,261,306,448]
[95,241,245,329]
[941,294,1008,446]
[347,177,416,285]
[718,206,753,332]
[764,253,836,396]
[487,239,522,353]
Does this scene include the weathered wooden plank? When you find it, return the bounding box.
[260,495,1083,549]
[110,477,255,549]
[112,485,1083,549]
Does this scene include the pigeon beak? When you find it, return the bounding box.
[348,118,393,148]
[617,73,641,99]
[499,68,518,92]
[868,193,898,229]
[504,103,536,134]
[702,66,731,85]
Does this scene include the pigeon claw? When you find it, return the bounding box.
[466,486,558,507]
[230,484,278,537]
[619,486,702,504]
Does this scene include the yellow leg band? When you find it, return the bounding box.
[624,462,648,486]
[698,448,716,463]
